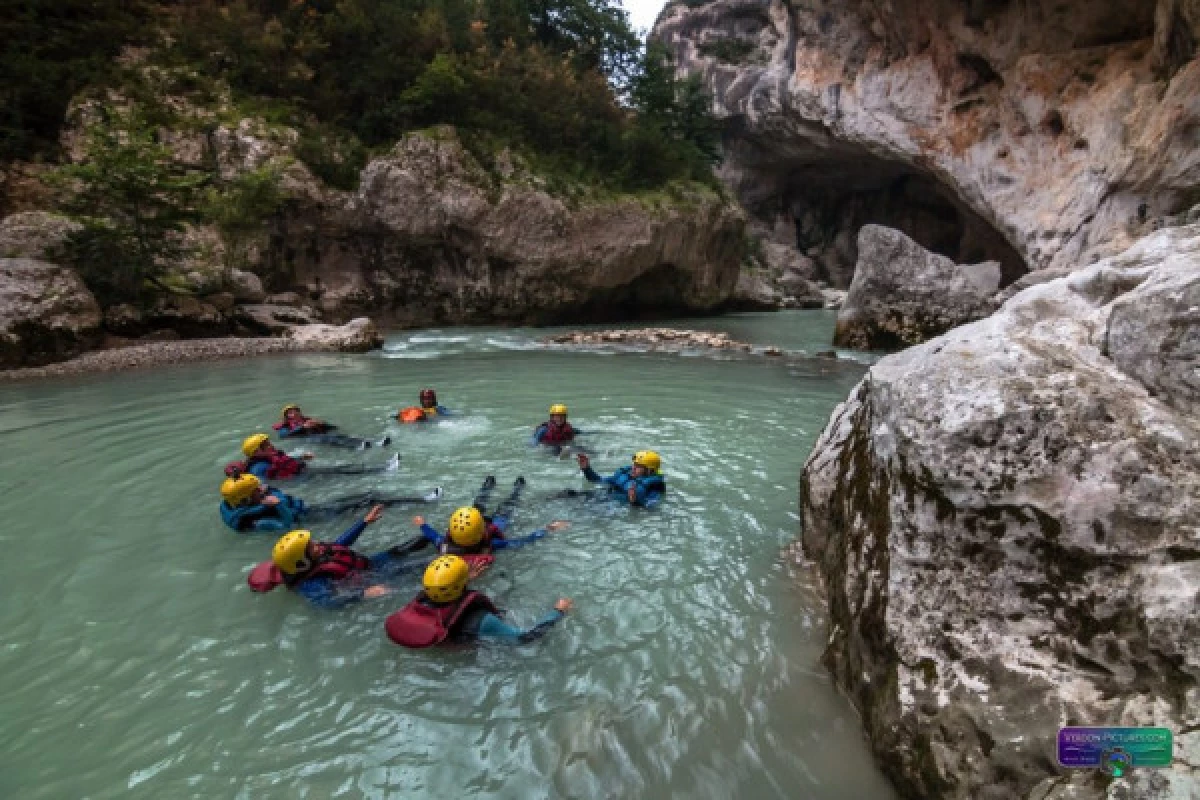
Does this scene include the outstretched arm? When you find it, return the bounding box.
[476,609,565,643]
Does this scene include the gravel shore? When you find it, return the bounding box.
[0,337,306,382]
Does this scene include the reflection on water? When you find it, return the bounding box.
[0,311,895,799]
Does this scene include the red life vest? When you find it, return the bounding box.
[248,451,306,480]
[539,421,576,445]
[384,589,499,648]
[246,545,371,593]
[398,407,427,424]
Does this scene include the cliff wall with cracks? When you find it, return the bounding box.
[655,0,1200,283]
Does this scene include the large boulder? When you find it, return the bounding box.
[233,303,321,335]
[834,225,1001,349]
[0,258,102,367]
[285,317,383,353]
[801,224,1200,799]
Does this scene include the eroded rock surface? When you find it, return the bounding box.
[0,258,101,367]
[801,224,1200,799]
[656,0,1200,285]
[834,224,1001,349]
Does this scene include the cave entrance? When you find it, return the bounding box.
[740,151,1028,289]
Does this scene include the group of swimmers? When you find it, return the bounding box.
[217,391,667,647]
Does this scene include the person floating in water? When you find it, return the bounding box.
[219,472,442,533]
[248,505,431,608]
[228,433,399,482]
[385,554,573,647]
[413,485,569,557]
[532,404,577,446]
[397,388,450,424]
[565,451,666,508]
[275,404,387,449]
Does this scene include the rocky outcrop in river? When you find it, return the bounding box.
[801,224,1200,799]
[834,225,1001,349]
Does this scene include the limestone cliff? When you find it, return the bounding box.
[655,0,1200,286]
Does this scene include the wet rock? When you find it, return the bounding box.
[285,317,383,353]
[142,295,229,338]
[834,225,1001,350]
[729,268,786,309]
[543,327,759,353]
[205,291,237,313]
[801,223,1200,800]
[227,268,266,303]
[0,212,81,260]
[820,288,847,310]
[0,257,102,367]
[263,292,304,306]
[234,303,321,335]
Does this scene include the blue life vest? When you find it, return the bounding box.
[608,466,666,504]
[219,489,306,532]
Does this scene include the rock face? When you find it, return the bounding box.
[656,0,1200,287]
[834,224,1001,349]
[800,224,1200,799]
[264,130,746,325]
[0,258,102,367]
[0,212,81,260]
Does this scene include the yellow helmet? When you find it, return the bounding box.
[424,555,469,603]
[221,473,262,505]
[633,450,661,473]
[549,403,568,416]
[241,433,270,458]
[447,506,485,548]
[281,403,300,416]
[273,530,313,575]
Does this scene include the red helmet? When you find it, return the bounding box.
[419,388,437,407]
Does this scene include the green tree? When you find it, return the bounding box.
[56,106,207,303]
[204,162,287,275]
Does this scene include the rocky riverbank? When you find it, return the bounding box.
[1,124,747,370]
[0,318,382,381]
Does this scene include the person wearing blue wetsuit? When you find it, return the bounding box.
[219,472,443,533]
[569,450,666,508]
[265,506,429,609]
[385,555,573,647]
[275,403,389,450]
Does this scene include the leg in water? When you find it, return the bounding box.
[307,453,400,476]
[306,487,443,520]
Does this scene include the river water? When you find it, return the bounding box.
[0,311,896,799]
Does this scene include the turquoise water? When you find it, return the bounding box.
[0,311,895,799]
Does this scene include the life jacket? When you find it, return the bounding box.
[421,405,439,418]
[247,450,306,480]
[384,589,499,648]
[538,420,576,445]
[220,489,304,532]
[609,466,666,502]
[247,544,371,593]
[398,407,427,424]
